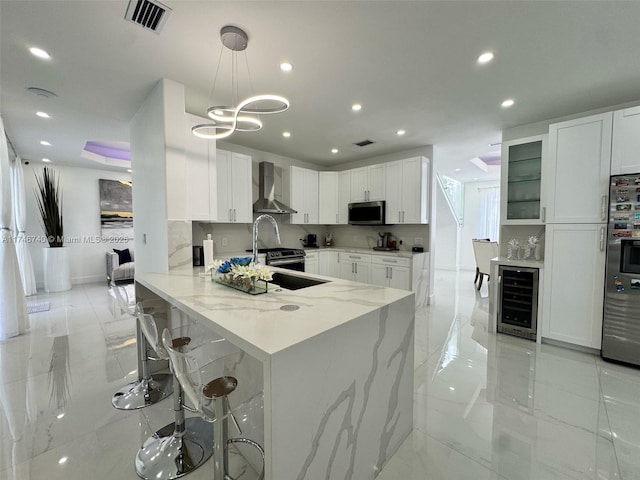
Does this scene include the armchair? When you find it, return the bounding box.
[106,249,135,284]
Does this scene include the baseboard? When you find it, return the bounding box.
[541,337,601,356]
[36,275,108,291]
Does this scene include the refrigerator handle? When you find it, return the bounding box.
[601,195,608,221]
[600,226,605,252]
[541,206,546,223]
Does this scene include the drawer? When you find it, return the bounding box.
[305,252,318,260]
[371,255,410,268]
[339,253,371,263]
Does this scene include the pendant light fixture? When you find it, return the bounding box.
[192,26,289,140]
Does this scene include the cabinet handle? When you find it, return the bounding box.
[600,226,605,252]
[601,195,608,221]
[389,267,393,280]
[233,209,236,222]
[384,258,398,263]
[541,206,546,223]
[402,211,405,222]
[355,263,358,274]
[352,263,355,274]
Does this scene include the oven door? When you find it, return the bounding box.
[266,257,305,272]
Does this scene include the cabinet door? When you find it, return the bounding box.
[305,169,319,224]
[338,261,354,281]
[542,224,606,349]
[389,266,410,290]
[354,261,370,284]
[319,251,340,277]
[319,172,338,224]
[370,264,389,287]
[186,116,214,221]
[230,153,253,223]
[289,166,306,224]
[401,157,428,224]
[305,258,318,274]
[385,160,402,224]
[215,149,233,221]
[501,136,546,225]
[337,171,351,224]
[546,113,612,224]
[367,164,386,201]
[350,167,368,202]
[612,106,640,175]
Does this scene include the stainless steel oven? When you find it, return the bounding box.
[264,248,306,272]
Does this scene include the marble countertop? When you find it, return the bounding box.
[136,268,413,362]
[303,247,421,258]
[490,257,544,268]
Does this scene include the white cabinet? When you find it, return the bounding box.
[370,256,410,290]
[546,113,612,224]
[501,135,547,225]
[350,164,385,202]
[285,166,319,224]
[385,157,429,224]
[215,149,253,223]
[542,224,606,349]
[305,251,318,274]
[185,116,214,221]
[612,106,640,175]
[338,253,371,284]
[338,170,351,224]
[318,251,340,277]
[318,172,339,224]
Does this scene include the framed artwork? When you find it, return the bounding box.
[99,179,133,239]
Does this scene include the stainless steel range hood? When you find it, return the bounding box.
[252,161,297,214]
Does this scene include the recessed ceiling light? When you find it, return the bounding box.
[56,413,65,419]
[36,111,51,118]
[282,131,291,138]
[280,62,293,72]
[501,98,515,108]
[127,169,132,173]
[352,103,362,112]
[40,140,51,146]
[455,168,462,172]
[42,158,51,162]
[396,129,406,136]
[29,47,50,59]
[58,456,68,465]
[331,148,338,154]
[449,386,456,391]
[477,52,494,64]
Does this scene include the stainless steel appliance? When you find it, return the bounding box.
[348,201,386,225]
[602,174,640,366]
[373,232,397,251]
[261,248,306,272]
[253,162,297,214]
[497,265,539,341]
[303,234,317,248]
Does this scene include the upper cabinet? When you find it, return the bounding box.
[350,164,385,202]
[501,135,547,225]
[612,106,640,175]
[185,115,253,223]
[215,150,253,223]
[385,157,429,224]
[318,171,350,225]
[546,112,612,224]
[285,166,319,224]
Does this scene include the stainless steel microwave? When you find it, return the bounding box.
[348,201,386,225]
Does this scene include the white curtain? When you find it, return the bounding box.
[11,155,37,296]
[0,116,29,340]
[478,186,500,241]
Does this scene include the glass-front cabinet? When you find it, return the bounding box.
[501,134,547,224]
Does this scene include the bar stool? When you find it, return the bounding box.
[111,292,172,410]
[134,309,215,480]
[162,328,265,480]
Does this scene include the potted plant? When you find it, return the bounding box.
[35,166,70,292]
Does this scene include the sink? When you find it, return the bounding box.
[270,272,329,290]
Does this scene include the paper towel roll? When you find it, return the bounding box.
[203,234,214,268]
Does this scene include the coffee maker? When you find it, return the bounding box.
[373,232,395,251]
[303,233,318,248]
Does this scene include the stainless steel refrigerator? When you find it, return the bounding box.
[602,174,640,366]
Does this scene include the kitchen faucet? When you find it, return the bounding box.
[252,214,281,264]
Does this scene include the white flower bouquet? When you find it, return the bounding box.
[208,256,272,295]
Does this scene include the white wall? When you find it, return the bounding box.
[24,162,133,288]
[434,180,459,270]
[459,180,500,270]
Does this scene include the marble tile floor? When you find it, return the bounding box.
[1,271,639,479]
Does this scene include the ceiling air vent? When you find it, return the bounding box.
[353,139,376,147]
[125,0,172,33]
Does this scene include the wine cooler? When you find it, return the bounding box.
[497,265,539,341]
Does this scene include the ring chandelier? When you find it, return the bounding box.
[192,26,289,140]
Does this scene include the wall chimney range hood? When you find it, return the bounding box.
[253,162,297,214]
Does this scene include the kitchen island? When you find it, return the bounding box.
[136,268,414,480]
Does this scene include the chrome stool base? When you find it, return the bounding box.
[134,417,213,480]
[112,374,173,410]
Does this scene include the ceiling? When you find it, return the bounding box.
[3,1,640,184]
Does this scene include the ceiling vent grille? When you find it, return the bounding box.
[353,139,375,147]
[125,0,172,33]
